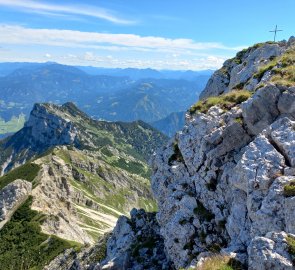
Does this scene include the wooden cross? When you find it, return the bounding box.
[269,25,283,42]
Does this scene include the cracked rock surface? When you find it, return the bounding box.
[150,38,295,269]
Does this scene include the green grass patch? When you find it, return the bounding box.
[254,46,295,86]
[287,235,295,264]
[0,196,81,270]
[111,158,150,179]
[283,180,295,197]
[254,58,278,80]
[196,255,244,270]
[100,147,113,157]
[190,90,252,115]
[234,117,243,125]
[0,163,40,190]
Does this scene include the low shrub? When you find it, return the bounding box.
[287,235,295,264]
[283,180,295,197]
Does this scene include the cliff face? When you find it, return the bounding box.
[149,37,295,269]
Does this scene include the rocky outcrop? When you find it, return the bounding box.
[0,100,163,246]
[149,39,295,269]
[248,232,293,270]
[44,237,108,270]
[101,209,173,270]
[32,155,93,244]
[25,103,79,148]
[0,179,32,229]
[200,40,288,100]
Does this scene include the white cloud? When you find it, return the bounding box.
[0,0,135,24]
[55,52,227,70]
[0,24,244,53]
[0,24,246,70]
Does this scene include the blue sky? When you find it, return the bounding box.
[0,0,294,70]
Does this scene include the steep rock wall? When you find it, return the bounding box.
[151,39,295,269]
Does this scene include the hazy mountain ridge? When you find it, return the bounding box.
[0,64,132,121]
[93,79,204,123]
[0,63,211,136]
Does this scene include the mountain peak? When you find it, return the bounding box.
[0,102,168,174]
[200,37,295,100]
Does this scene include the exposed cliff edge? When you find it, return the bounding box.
[93,37,295,270]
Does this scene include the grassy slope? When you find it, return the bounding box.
[255,44,295,86]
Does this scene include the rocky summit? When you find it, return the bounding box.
[1,38,295,270]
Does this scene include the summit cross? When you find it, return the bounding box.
[269,25,283,42]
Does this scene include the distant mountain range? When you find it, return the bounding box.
[0,62,212,136]
[76,65,214,81]
[0,62,213,81]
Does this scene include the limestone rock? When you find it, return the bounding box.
[151,92,295,268]
[248,232,293,270]
[0,179,32,230]
[200,41,286,100]
[101,209,173,270]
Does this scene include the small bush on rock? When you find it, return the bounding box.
[286,235,295,264]
[283,180,295,197]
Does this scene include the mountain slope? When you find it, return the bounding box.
[0,101,168,269]
[0,108,160,251]
[0,102,167,174]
